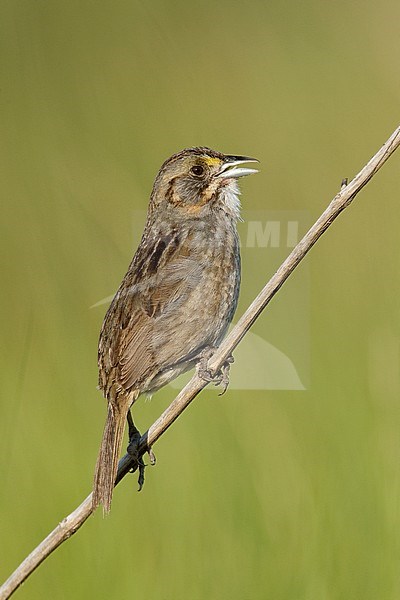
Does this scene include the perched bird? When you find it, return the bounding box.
[93,147,258,513]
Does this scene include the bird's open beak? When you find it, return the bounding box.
[216,155,259,179]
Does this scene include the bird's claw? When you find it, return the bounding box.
[127,451,146,492]
[127,427,147,492]
[148,447,157,466]
[137,455,146,491]
[218,358,234,396]
[197,348,234,395]
[127,435,156,491]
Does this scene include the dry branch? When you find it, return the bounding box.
[1,125,399,600]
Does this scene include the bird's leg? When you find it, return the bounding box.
[127,409,140,453]
[126,410,156,489]
[126,410,146,491]
[197,347,234,395]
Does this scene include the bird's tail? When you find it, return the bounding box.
[92,397,131,514]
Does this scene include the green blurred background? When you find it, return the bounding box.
[1,1,400,598]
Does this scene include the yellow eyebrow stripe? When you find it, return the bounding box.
[203,157,222,167]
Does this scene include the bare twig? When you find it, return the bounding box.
[1,126,399,600]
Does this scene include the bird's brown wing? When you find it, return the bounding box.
[100,230,204,394]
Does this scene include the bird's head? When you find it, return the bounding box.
[149,147,258,220]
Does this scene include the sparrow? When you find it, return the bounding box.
[92,146,258,513]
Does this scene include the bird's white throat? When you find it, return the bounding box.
[219,180,242,221]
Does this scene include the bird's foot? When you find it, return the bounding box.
[127,432,146,491]
[197,347,234,396]
[126,411,147,491]
[127,411,156,490]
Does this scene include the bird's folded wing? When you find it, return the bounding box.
[107,232,204,391]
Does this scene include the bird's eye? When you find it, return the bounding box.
[190,165,204,177]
